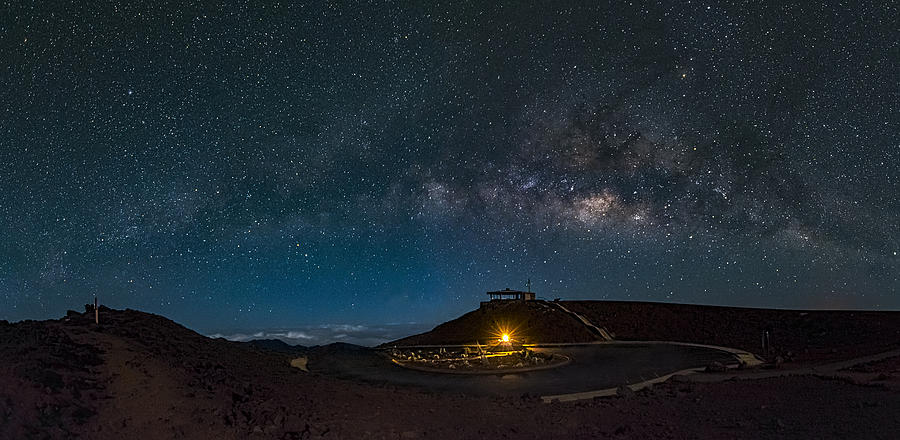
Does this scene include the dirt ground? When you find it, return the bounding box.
[1,305,899,439]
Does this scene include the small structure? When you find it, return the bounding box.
[486,288,536,301]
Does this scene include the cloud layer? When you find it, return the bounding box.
[208,323,431,347]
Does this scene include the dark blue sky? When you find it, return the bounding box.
[1,1,898,334]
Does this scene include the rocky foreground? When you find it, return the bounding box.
[1,305,899,439]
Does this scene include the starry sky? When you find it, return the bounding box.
[1,1,898,336]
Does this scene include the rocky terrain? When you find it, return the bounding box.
[1,304,899,439]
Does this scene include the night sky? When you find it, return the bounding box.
[2,1,898,341]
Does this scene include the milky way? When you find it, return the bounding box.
[1,1,897,333]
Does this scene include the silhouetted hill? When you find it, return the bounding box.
[3,304,899,439]
[0,306,319,439]
[565,300,900,361]
[245,338,308,355]
[384,300,900,362]
[382,300,597,347]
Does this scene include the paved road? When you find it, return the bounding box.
[309,343,736,397]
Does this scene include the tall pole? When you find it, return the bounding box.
[94,296,98,324]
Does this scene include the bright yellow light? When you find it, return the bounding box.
[491,322,520,345]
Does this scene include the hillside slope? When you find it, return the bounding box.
[383,300,599,346]
[565,301,900,362]
[0,306,321,439]
[2,305,900,439]
[384,300,900,362]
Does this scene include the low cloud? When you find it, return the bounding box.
[207,322,431,347]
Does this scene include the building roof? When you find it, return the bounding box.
[486,288,533,295]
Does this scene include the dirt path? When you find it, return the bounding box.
[544,348,900,403]
[546,301,613,340]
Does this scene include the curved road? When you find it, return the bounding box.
[309,343,736,397]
